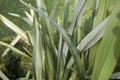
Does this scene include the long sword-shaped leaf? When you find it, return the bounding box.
[67,17,109,68]
[62,0,88,64]
[1,35,21,58]
[55,0,71,79]
[92,0,120,80]
[0,15,28,43]
[37,8,85,79]
[8,12,33,25]
[36,0,57,56]
[19,0,85,78]
[88,0,107,74]
[36,1,55,79]
[92,0,107,28]
[0,41,30,59]
[32,16,43,80]
[0,70,9,80]
[77,17,109,51]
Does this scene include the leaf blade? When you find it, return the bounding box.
[92,0,120,80]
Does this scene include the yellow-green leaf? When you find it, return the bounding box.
[92,0,120,80]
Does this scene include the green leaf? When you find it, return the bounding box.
[67,17,109,68]
[37,10,85,79]
[62,0,88,63]
[88,0,107,74]
[32,16,43,80]
[92,0,120,80]
[0,41,30,59]
[0,14,29,44]
[77,17,109,51]
[8,12,33,25]
[67,17,109,67]
[1,35,21,58]
[20,0,85,78]
[0,70,9,80]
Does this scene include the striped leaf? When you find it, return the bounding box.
[92,0,120,80]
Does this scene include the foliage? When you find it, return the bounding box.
[0,0,120,80]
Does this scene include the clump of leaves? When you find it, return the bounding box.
[0,0,120,80]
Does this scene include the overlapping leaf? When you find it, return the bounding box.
[92,0,120,80]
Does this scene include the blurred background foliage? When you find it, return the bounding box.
[0,0,116,38]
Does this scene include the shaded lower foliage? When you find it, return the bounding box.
[0,38,32,79]
[4,53,26,79]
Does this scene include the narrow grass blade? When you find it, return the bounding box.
[62,0,88,62]
[36,0,57,56]
[42,38,54,80]
[37,9,85,78]
[36,1,56,79]
[8,12,33,25]
[0,70,9,80]
[25,11,33,22]
[55,0,71,79]
[92,0,120,79]
[77,17,109,51]
[92,0,107,28]
[0,41,31,59]
[25,70,31,79]
[19,0,85,78]
[1,35,21,58]
[0,15,29,43]
[88,0,107,75]
[68,0,88,34]
[56,33,64,80]
[67,17,109,68]
[63,0,70,29]
[32,16,43,80]
[8,12,21,17]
